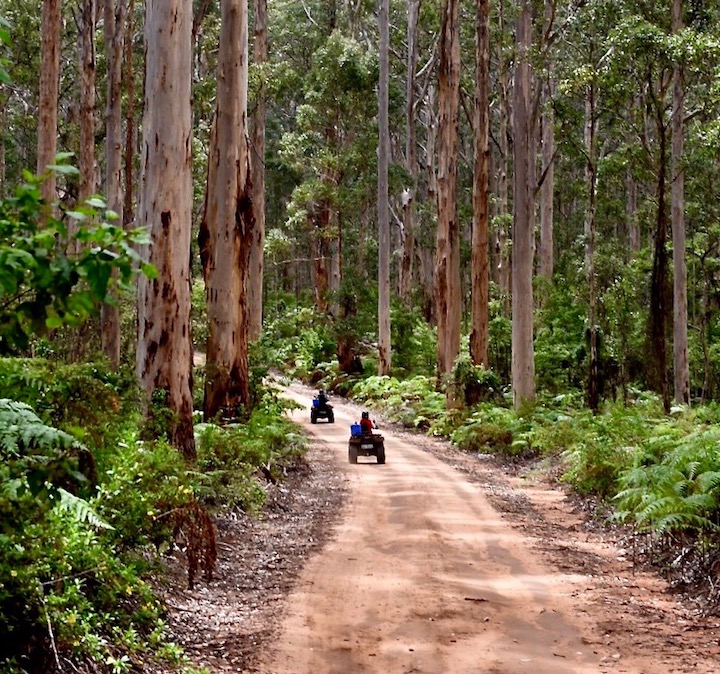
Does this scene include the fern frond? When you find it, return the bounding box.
[57,488,114,530]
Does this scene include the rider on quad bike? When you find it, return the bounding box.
[359,410,375,434]
[311,389,334,423]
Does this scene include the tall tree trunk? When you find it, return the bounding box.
[435,0,461,385]
[399,0,419,303]
[312,207,331,312]
[470,0,489,368]
[649,95,671,414]
[626,94,640,252]
[102,0,126,368]
[585,88,599,412]
[200,0,255,421]
[672,0,689,405]
[538,77,554,282]
[38,0,61,206]
[420,84,438,321]
[122,0,135,228]
[137,0,195,458]
[511,0,536,408]
[494,0,510,306]
[78,0,96,207]
[248,0,267,342]
[377,0,391,375]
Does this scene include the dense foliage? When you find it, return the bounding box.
[0,359,306,673]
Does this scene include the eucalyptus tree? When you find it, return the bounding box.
[101,0,126,368]
[378,0,391,375]
[399,0,420,303]
[249,0,268,342]
[200,0,255,420]
[671,0,688,405]
[511,0,536,407]
[37,0,61,206]
[435,0,461,385]
[136,0,195,457]
[77,0,95,209]
[470,0,490,369]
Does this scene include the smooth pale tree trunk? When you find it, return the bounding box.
[199,0,255,421]
[123,0,135,228]
[38,0,61,205]
[377,0,391,376]
[248,0,267,342]
[511,0,536,408]
[470,0,489,368]
[435,0,461,386]
[584,89,599,412]
[672,0,689,405]
[399,0,419,303]
[102,0,126,368]
[538,78,554,282]
[137,0,195,458]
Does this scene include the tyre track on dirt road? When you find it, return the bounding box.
[254,387,620,674]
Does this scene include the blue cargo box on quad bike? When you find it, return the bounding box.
[348,432,385,464]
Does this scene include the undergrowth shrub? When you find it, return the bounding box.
[262,307,336,380]
[451,353,502,407]
[350,375,445,429]
[195,391,306,511]
[0,357,139,449]
[613,424,720,537]
[560,399,662,498]
[0,399,177,673]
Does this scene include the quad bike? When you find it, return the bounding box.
[310,397,334,424]
[348,425,385,464]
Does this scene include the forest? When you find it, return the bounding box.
[1,0,720,672]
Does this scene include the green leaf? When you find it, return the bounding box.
[47,164,80,176]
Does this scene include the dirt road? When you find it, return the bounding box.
[252,387,720,674]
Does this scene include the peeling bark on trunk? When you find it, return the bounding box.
[137,0,196,458]
[200,0,255,422]
[38,0,61,207]
[248,0,267,342]
[470,0,490,369]
[435,0,461,384]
